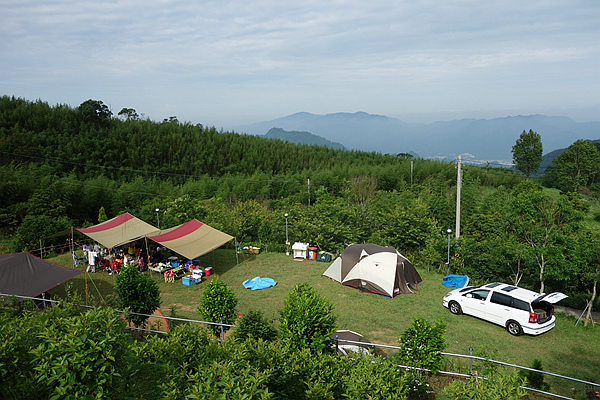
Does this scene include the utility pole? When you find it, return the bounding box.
[410,160,414,186]
[455,154,462,239]
[308,178,311,206]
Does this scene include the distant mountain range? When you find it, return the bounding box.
[236,112,600,165]
[262,127,346,150]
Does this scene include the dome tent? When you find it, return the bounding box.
[322,244,421,298]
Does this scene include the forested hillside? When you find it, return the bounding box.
[1,96,599,309]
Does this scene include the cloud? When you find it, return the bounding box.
[1,0,599,126]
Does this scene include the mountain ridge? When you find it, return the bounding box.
[236,112,600,162]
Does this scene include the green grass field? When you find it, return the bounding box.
[48,249,599,398]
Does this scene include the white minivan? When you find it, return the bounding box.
[443,282,568,336]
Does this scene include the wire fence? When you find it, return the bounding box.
[2,293,598,400]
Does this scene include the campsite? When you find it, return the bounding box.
[2,97,600,398]
[35,246,599,398]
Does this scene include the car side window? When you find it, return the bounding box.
[469,290,490,301]
[512,298,530,312]
[490,292,512,307]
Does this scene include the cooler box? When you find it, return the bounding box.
[182,276,201,286]
[204,266,213,276]
[317,252,332,262]
[308,247,318,260]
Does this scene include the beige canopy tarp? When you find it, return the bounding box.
[148,219,233,260]
[77,213,160,249]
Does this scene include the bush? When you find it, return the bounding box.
[518,359,550,391]
[197,277,238,337]
[441,366,527,400]
[278,283,338,354]
[0,304,132,399]
[233,309,277,342]
[115,265,161,326]
[396,317,447,374]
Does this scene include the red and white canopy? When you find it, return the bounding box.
[77,213,160,249]
[148,219,233,260]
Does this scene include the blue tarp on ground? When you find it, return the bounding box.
[442,275,470,289]
[243,276,277,290]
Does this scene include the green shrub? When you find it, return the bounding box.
[232,309,277,342]
[278,283,338,354]
[198,277,238,337]
[397,317,447,374]
[518,358,550,391]
[440,366,527,400]
[115,265,161,326]
[30,307,131,399]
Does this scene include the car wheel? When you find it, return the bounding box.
[449,301,462,315]
[506,320,523,336]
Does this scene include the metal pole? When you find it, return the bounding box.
[469,347,473,374]
[155,208,160,229]
[285,213,289,256]
[447,229,452,275]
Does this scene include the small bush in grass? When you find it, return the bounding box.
[233,309,277,342]
[198,277,238,337]
[278,282,338,354]
[115,265,161,326]
[518,358,550,391]
[397,317,447,374]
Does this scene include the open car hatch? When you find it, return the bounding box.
[533,292,568,304]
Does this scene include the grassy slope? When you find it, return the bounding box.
[48,249,599,397]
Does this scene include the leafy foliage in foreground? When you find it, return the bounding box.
[115,265,161,326]
[0,304,132,400]
[197,276,238,336]
[279,282,338,354]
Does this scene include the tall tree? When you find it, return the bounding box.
[512,129,543,180]
[553,139,600,192]
[508,182,583,293]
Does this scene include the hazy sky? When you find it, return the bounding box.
[2,0,599,129]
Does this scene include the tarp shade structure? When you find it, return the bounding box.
[77,213,160,249]
[0,252,83,297]
[148,219,233,260]
[323,244,422,298]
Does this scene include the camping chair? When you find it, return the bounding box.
[164,270,176,283]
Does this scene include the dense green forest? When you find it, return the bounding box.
[1,95,599,309]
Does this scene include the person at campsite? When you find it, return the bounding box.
[86,250,97,273]
[82,243,91,257]
[127,242,135,257]
[137,255,145,271]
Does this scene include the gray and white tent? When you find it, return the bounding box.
[323,244,421,298]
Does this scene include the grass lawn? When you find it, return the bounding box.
[48,248,599,398]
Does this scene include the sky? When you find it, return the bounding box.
[1,0,599,129]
